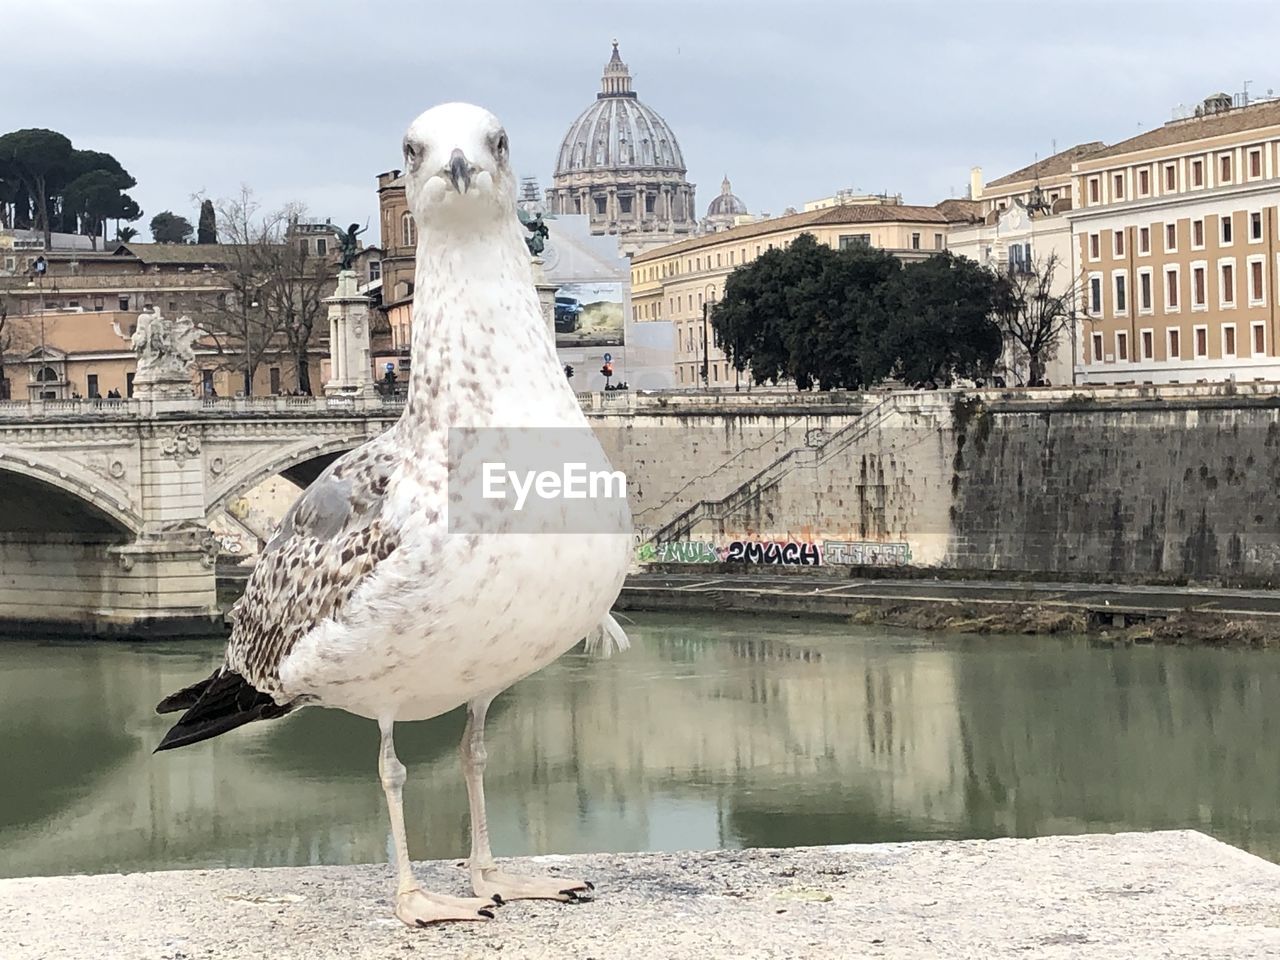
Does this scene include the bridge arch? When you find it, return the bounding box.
[205,433,373,516]
[0,451,142,537]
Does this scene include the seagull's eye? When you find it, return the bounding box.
[403,138,420,168]
[493,131,509,163]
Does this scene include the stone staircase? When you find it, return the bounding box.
[649,396,900,544]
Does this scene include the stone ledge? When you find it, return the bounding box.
[2,832,1277,959]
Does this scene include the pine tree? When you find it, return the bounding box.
[197,198,217,244]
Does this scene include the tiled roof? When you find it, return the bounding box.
[112,243,233,266]
[1087,99,1280,161]
[632,203,954,262]
[933,198,983,223]
[985,142,1109,189]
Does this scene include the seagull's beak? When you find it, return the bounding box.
[447,149,472,194]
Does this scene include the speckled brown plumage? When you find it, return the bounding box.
[225,437,401,699]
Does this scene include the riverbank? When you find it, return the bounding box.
[619,571,1280,647]
[2,833,1276,959]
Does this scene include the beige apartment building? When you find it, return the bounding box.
[631,202,973,387]
[1070,94,1280,384]
[948,142,1107,385]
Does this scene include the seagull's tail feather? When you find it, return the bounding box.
[583,613,631,658]
[154,668,294,752]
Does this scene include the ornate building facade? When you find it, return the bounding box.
[702,177,749,233]
[547,43,697,256]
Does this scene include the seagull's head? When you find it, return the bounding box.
[402,103,515,228]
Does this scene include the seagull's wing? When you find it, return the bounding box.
[225,439,400,697]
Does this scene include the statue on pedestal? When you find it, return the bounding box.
[518,209,549,257]
[335,222,367,271]
[113,308,199,396]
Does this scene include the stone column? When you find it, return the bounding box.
[532,257,557,340]
[323,269,377,398]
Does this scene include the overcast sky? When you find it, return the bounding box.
[18,0,1280,242]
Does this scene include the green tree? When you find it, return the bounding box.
[197,198,217,244]
[872,253,1008,388]
[115,225,138,242]
[150,210,193,244]
[0,129,74,247]
[711,233,900,390]
[62,169,141,249]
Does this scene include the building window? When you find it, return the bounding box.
[369,259,381,282]
[1253,321,1267,356]
[619,195,632,214]
[1164,163,1177,191]
[118,296,129,311]
[1088,177,1100,204]
[401,212,415,246]
[729,251,735,265]
[1168,328,1181,359]
[299,239,309,255]
[86,374,98,398]
[1250,211,1264,242]
[1165,266,1180,310]
[1092,332,1104,362]
[1138,226,1150,254]
[595,196,607,215]
[1249,148,1263,179]
[839,234,871,249]
[1191,159,1204,187]
[1220,261,1235,306]
[1138,168,1150,196]
[269,366,281,394]
[1220,154,1232,183]
[716,253,721,267]
[1139,270,1153,313]
[1192,219,1205,249]
[1113,230,1125,257]
[1221,215,1233,245]
[1113,173,1125,199]
[1223,324,1237,357]
[1195,326,1208,358]
[1165,223,1177,253]
[315,238,327,256]
[1192,265,1207,308]
[1088,233,1100,260]
[1141,329,1154,360]
[935,233,944,249]
[1114,272,1127,314]
[126,372,135,398]
[1250,258,1265,304]
[911,232,921,249]
[1089,275,1102,314]
[645,195,656,214]
[1116,331,1129,361]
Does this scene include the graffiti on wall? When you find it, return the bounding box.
[823,539,912,566]
[636,541,722,564]
[724,540,822,566]
[637,539,823,565]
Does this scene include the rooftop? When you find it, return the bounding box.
[1088,96,1280,161]
[985,141,1110,190]
[633,202,961,262]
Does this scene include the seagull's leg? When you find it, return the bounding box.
[461,696,594,903]
[377,718,498,926]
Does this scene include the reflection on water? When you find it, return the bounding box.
[2,612,1279,878]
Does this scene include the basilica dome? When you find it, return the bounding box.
[547,42,697,255]
[706,177,747,218]
[554,48,686,177]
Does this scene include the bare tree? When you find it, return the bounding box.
[195,188,334,395]
[993,252,1079,386]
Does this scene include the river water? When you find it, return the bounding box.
[2,611,1278,879]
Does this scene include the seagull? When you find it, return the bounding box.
[155,102,632,927]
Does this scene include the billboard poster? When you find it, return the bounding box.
[554,281,625,347]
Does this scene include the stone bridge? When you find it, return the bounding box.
[0,395,404,635]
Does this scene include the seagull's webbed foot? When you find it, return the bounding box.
[471,866,595,903]
[395,887,502,926]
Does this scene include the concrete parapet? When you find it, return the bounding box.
[1,832,1277,958]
